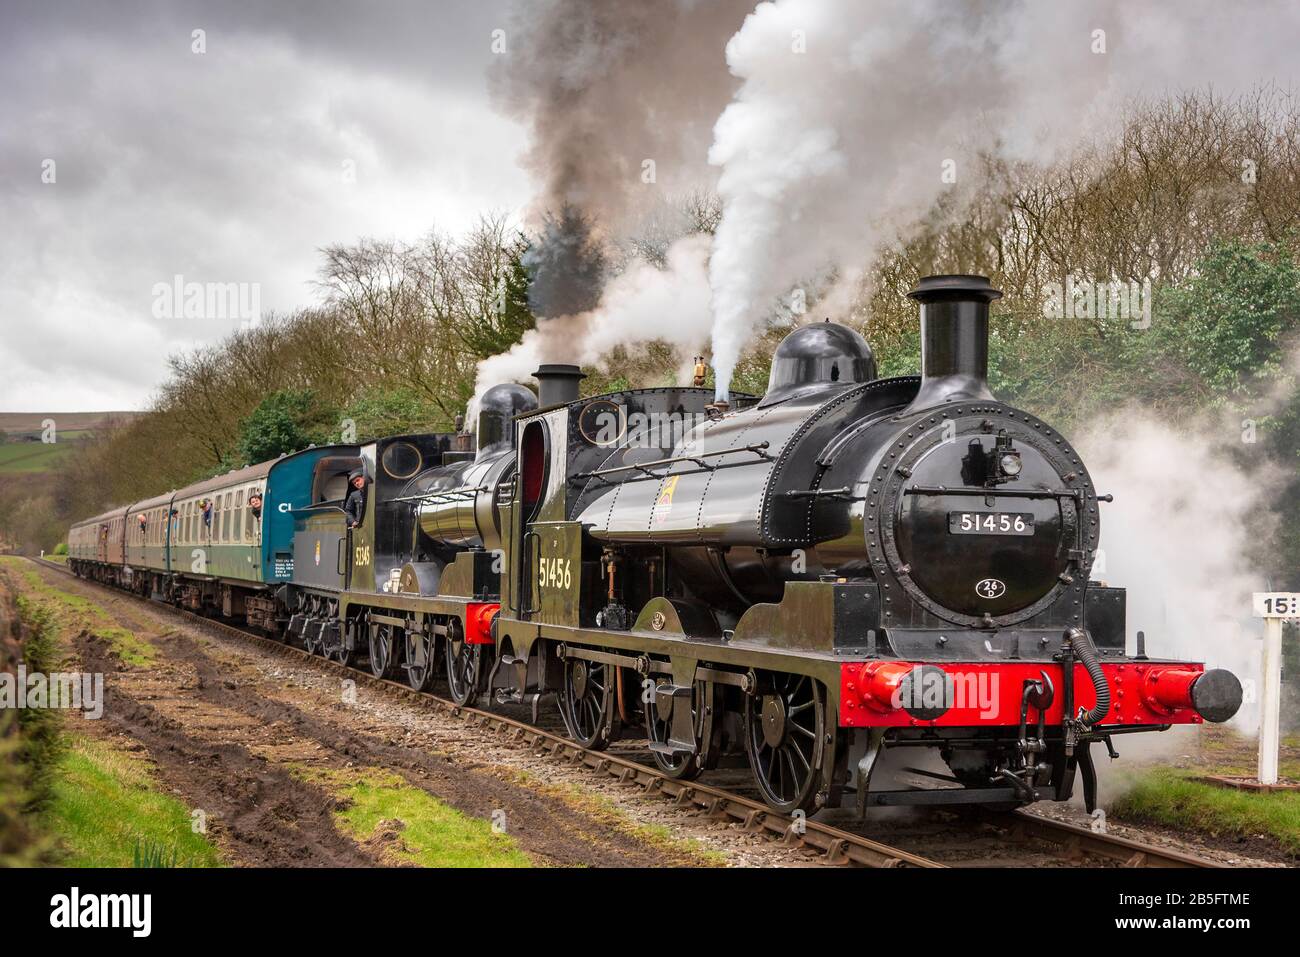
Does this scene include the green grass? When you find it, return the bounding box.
[300,767,532,867]
[0,600,63,865]
[1191,725,1300,781]
[0,441,79,473]
[0,558,155,666]
[1112,768,1300,857]
[42,734,223,867]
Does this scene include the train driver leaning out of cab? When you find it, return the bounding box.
[343,469,367,529]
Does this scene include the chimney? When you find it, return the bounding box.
[533,363,586,407]
[905,274,1002,410]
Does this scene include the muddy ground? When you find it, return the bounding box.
[16,561,821,867]
[17,560,1289,869]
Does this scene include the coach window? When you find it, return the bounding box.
[245,490,256,539]
[235,491,244,543]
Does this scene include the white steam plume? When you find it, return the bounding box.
[1079,414,1287,736]
[707,0,1300,397]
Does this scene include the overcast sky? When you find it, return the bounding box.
[0,0,537,412]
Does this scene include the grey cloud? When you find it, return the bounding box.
[0,0,529,411]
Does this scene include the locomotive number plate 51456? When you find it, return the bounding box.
[949,511,1034,535]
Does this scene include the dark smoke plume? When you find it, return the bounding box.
[490,0,754,232]
[472,0,754,403]
[522,205,607,319]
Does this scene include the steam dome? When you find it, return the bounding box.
[759,321,877,407]
[476,383,538,458]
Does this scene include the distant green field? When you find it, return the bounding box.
[0,441,80,473]
[0,410,135,476]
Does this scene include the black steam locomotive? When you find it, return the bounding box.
[70,275,1242,815]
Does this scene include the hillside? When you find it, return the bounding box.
[0,411,139,433]
[0,410,140,476]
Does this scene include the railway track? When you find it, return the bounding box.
[28,557,1219,869]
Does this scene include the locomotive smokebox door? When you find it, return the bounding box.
[526,521,582,626]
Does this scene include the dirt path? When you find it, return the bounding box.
[20,562,816,867]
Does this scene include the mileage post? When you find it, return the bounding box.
[1251,592,1300,786]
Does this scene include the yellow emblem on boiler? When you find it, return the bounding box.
[654,475,681,526]
[314,539,321,566]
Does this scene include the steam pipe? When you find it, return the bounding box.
[1067,627,1111,726]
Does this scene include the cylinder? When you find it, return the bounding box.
[906,274,1002,409]
[533,364,586,408]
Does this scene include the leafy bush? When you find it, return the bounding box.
[235,390,335,466]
